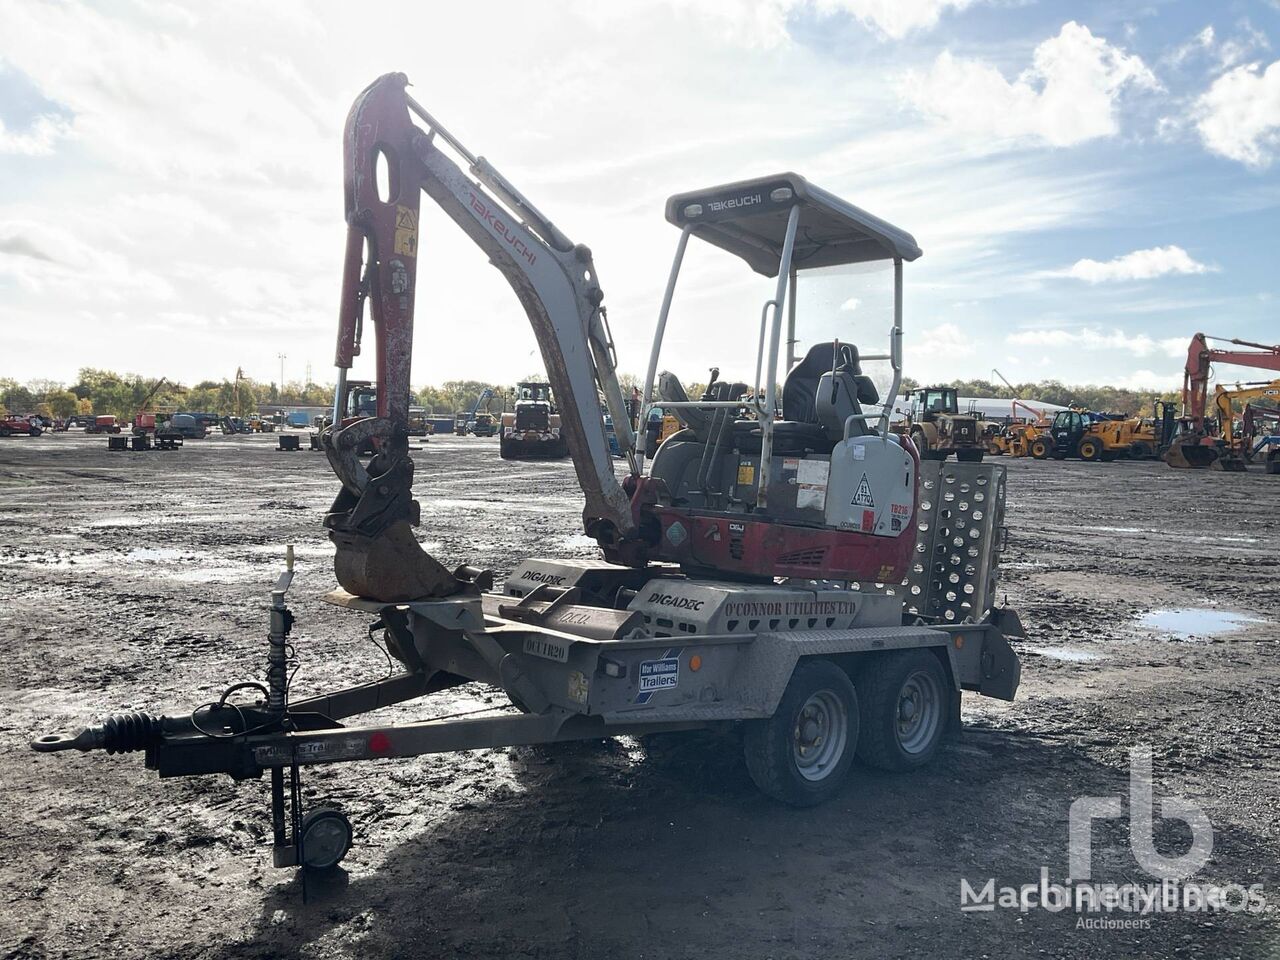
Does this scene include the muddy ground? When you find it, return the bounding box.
[0,431,1277,960]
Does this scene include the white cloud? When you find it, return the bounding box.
[814,0,976,40]
[840,296,861,311]
[1048,245,1213,283]
[1006,327,1186,358]
[911,321,976,357]
[1166,26,1216,67]
[0,114,71,155]
[903,21,1159,147]
[1193,59,1280,168]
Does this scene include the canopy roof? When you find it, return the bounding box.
[665,172,922,277]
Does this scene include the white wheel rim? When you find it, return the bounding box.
[897,670,942,755]
[792,690,848,782]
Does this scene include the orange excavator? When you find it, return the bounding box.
[1165,332,1280,469]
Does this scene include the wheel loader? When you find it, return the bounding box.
[499,381,569,459]
[899,386,984,461]
[32,73,1025,876]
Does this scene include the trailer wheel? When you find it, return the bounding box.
[855,650,948,772]
[299,808,352,872]
[743,658,858,807]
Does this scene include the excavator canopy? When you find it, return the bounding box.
[665,172,922,277]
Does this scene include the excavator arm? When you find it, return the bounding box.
[324,74,640,603]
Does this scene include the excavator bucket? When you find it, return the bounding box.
[1211,454,1248,472]
[330,520,471,603]
[1164,440,1217,469]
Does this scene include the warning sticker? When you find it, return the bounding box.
[737,461,756,485]
[394,205,419,256]
[639,657,680,693]
[796,459,829,510]
[852,473,875,507]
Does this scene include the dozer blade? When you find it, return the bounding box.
[330,520,469,603]
[1165,441,1217,469]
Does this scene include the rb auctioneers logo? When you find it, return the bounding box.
[959,746,1267,927]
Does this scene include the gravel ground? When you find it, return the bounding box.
[1,431,1277,959]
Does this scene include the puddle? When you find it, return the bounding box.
[126,547,189,562]
[1137,607,1266,639]
[1025,645,1105,662]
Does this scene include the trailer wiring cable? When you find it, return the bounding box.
[367,620,395,679]
[189,644,301,740]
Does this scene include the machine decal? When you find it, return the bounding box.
[852,473,875,507]
[644,590,704,611]
[389,259,409,294]
[635,647,680,703]
[519,569,567,586]
[523,635,571,662]
[393,206,418,256]
[666,520,687,546]
[737,461,755,485]
[638,658,680,692]
[467,191,537,266]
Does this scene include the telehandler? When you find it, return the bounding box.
[32,74,1024,875]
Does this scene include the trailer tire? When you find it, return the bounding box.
[910,429,930,458]
[855,649,948,772]
[743,658,858,807]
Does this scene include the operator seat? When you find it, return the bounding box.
[763,341,879,452]
[658,371,748,443]
[657,371,711,441]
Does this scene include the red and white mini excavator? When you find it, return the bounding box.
[34,74,1024,875]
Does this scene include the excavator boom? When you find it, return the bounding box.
[324,74,639,602]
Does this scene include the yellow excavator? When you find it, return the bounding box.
[1210,380,1280,472]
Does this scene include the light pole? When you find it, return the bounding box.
[277,353,287,401]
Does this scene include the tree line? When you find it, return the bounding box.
[0,369,532,422]
[1,368,1178,422]
[901,377,1180,417]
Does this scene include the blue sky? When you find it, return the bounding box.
[0,0,1276,395]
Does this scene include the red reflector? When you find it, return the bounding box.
[368,732,392,755]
